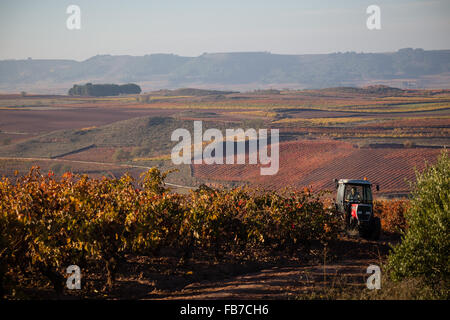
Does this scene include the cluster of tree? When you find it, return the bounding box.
[68,83,141,96]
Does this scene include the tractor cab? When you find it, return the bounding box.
[334,179,381,240]
[335,179,374,212]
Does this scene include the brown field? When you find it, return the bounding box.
[192,139,442,196]
[60,146,131,163]
[0,87,449,197]
[0,107,179,134]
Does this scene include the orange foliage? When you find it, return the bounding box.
[373,200,410,234]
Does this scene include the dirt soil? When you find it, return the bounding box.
[16,234,396,300]
[146,236,392,300]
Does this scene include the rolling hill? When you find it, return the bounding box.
[1,48,450,93]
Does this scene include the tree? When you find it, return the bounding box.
[120,83,141,94]
[68,83,141,96]
[387,150,449,289]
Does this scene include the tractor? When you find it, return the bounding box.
[333,178,381,240]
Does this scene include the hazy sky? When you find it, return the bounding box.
[1,0,449,61]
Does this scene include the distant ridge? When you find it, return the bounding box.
[1,48,449,93]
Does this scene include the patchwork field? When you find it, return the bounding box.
[0,86,449,197]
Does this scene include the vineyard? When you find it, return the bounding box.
[0,166,412,299]
[0,167,346,298]
[193,140,443,194]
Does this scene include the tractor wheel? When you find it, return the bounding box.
[369,217,381,240]
[359,227,371,239]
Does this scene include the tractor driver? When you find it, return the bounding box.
[346,187,361,202]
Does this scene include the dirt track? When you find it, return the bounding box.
[150,260,372,300]
[104,236,392,300]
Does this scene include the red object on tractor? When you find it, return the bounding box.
[351,204,358,219]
